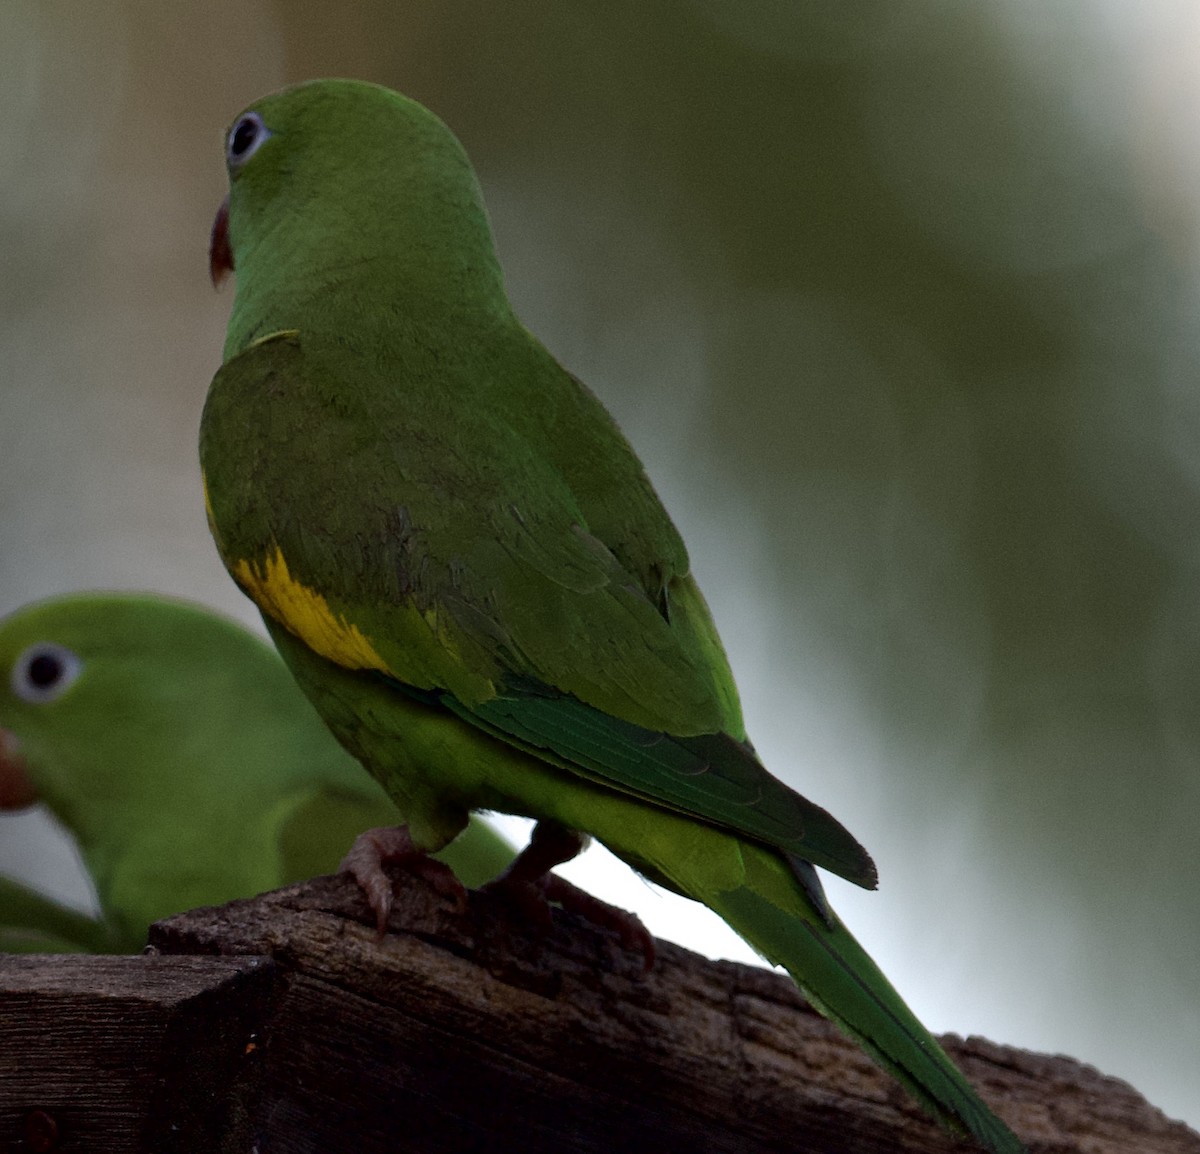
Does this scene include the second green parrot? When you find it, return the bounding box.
[0,592,514,952]
[201,80,1025,1152]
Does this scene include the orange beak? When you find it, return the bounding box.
[209,194,233,288]
[0,728,37,810]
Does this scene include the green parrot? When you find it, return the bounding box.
[0,592,515,952]
[200,79,1024,1152]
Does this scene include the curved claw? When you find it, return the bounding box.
[339,825,467,934]
[542,874,656,971]
[478,820,653,969]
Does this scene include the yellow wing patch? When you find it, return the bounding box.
[247,328,301,350]
[234,548,391,675]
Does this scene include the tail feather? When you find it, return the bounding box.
[709,849,1025,1154]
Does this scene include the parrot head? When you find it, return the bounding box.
[209,78,507,357]
[0,594,262,837]
[0,605,93,822]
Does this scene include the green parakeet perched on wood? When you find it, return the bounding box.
[0,593,515,952]
[200,79,1025,1152]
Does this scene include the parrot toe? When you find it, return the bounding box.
[477,818,653,966]
[480,871,655,970]
[542,874,656,971]
[339,825,468,933]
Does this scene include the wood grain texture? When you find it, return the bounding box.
[149,870,1200,1154]
[0,954,275,1153]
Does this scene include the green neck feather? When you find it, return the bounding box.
[223,79,511,359]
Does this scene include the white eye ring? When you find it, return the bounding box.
[226,111,271,167]
[10,643,83,705]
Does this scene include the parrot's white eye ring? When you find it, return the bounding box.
[10,643,83,705]
[227,111,271,167]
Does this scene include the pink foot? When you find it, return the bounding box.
[481,821,655,969]
[543,875,656,971]
[339,826,467,934]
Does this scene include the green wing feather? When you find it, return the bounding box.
[442,686,875,885]
[204,334,874,888]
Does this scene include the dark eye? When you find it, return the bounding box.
[227,111,270,167]
[10,643,83,705]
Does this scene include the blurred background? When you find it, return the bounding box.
[2,0,1198,1127]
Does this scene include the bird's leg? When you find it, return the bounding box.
[478,821,583,929]
[483,820,655,968]
[339,825,468,934]
[488,819,587,888]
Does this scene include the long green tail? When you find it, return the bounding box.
[710,848,1025,1154]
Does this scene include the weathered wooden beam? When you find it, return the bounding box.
[148,870,1199,1154]
[0,954,275,1153]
